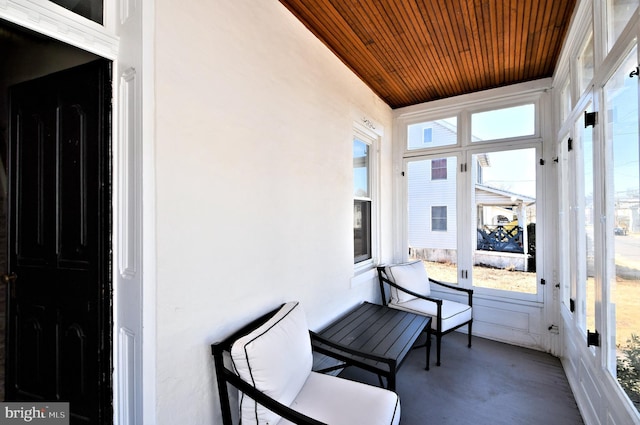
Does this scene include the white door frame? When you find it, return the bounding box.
[0,1,154,424]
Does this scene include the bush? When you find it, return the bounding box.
[617,334,640,411]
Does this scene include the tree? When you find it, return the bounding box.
[617,334,640,411]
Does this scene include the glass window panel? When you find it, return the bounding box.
[354,200,371,263]
[561,78,572,122]
[354,138,371,264]
[49,0,103,24]
[472,148,537,294]
[604,46,640,412]
[579,34,594,95]
[471,104,535,142]
[608,0,639,50]
[353,139,369,198]
[407,117,457,150]
[582,112,596,335]
[407,156,458,284]
[558,136,572,309]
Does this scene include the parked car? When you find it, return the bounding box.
[614,227,628,236]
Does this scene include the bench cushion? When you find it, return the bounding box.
[230,301,312,425]
[386,260,431,303]
[389,298,472,332]
[279,372,401,425]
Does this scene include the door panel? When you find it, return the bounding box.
[7,60,111,425]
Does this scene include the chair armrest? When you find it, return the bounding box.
[428,278,473,306]
[378,274,444,305]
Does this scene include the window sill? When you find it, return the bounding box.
[351,263,376,287]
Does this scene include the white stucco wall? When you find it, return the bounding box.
[154,1,393,423]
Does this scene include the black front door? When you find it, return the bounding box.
[6,59,112,424]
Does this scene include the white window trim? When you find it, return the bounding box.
[353,120,381,277]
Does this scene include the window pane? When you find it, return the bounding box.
[354,200,371,263]
[561,78,572,122]
[407,156,458,284]
[407,117,457,150]
[582,113,596,335]
[604,46,640,412]
[353,139,369,198]
[49,0,103,24]
[558,136,572,309]
[471,104,535,141]
[579,34,594,95]
[608,0,639,50]
[473,148,537,294]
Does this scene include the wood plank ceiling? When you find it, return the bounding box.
[279,0,577,109]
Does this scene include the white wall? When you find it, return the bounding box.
[153,1,393,423]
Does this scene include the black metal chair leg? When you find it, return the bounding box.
[468,322,473,348]
[436,334,442,366]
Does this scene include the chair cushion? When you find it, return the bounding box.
[279,372,401,425]
[230,301,312,425]
[386,260,430,303]
[389,298,472,332]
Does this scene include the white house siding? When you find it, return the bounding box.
[407,157,458,251]
[407,119,457,149]
[154,1,393,424]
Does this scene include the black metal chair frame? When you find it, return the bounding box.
[377,266,473,367]
[212,304,401,425]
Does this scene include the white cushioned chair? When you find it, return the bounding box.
[377,261,473,368]
[212,301,401,425]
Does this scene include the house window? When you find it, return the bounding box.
[354,139,371,263]
[423,128,433,143]
[431,158,447,180]
[432,206,447,231]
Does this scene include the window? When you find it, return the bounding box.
[403,98,541,300]
[561,78,572,122]
[354,138,371,263]
[432,206,447,231]
[49,0,104,24]
[423,128,433,143]
[578,33,594,95]
[607,0,639,50]
[431,158,447,180]
[407,155,458,283]
[471,104,535,141]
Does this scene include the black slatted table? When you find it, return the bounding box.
[311,302,431,391]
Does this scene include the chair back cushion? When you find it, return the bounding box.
[386,261,430,303]
[230,301,313,425]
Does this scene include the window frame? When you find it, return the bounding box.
[353,121,380,275]
[396,85,544,302]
